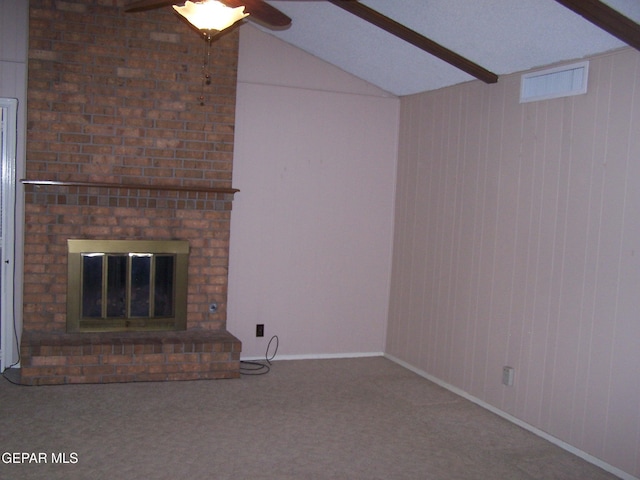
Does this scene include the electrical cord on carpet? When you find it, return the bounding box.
[240,335,278,376]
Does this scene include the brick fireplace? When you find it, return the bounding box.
[19,1,242,385]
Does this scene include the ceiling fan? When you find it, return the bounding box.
[125,0,293,29]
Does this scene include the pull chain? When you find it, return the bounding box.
[199,35,213,106]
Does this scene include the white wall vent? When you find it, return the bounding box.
[520,61,589,103]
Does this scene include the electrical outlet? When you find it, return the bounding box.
[502,366,515,386]
[256,324,264,337]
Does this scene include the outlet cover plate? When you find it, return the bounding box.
[502,366,515,386]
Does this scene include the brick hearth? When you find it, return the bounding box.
[20,330,240,386]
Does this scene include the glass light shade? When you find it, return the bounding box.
[173,1,248,32]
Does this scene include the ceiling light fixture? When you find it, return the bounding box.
[173,0,249,37]
[172,1,249,106]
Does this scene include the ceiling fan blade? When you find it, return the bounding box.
[125,0,175,12]
[221,0,291,28]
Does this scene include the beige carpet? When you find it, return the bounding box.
[0,357,620,480]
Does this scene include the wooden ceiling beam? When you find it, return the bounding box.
[327,0,498,84]
[554,0,640,51]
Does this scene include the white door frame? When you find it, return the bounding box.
[1,97,18,371]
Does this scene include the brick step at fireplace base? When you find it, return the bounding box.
[19,330,241,385]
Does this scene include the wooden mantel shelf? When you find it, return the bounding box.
[20,179,239,195]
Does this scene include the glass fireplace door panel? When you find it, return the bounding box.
[154,255,175,317]
[130,254,151,317]
[82,255,103,318]
[106,255,127,317]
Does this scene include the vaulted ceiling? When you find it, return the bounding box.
[256,0,640,96]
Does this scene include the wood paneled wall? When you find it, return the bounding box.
[388,48,640,478]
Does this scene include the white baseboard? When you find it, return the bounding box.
[240,351,384,362]
[384,353,637,480]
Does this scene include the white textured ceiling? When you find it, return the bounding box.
[256,0,640,96]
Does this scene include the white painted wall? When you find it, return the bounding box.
[228,26,399,358]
